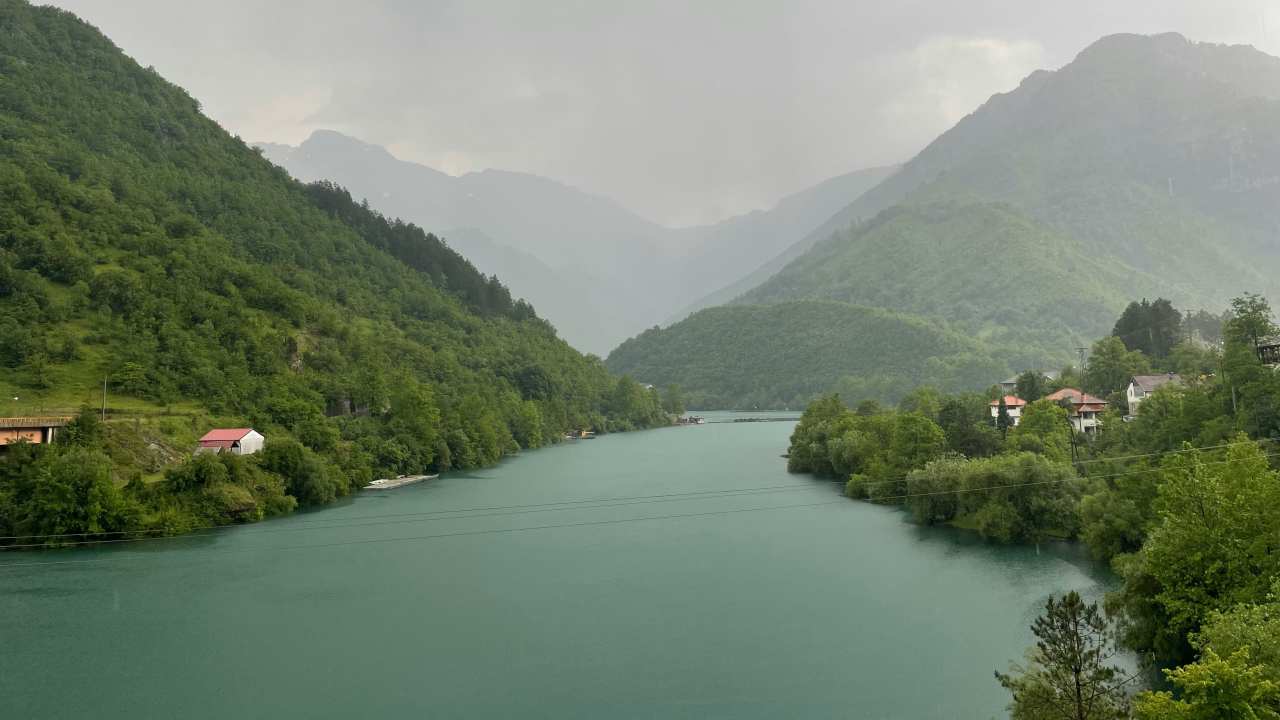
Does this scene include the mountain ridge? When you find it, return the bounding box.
[258,130,896,351]
[611,31,1280,407]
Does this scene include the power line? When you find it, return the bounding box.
[1072,438,1277,466]
[0,499,850,571]
[0,482,819,542]
[829,438,1275,495]
[4,428,1273,556]
[872,451,1280,503]
[3,438,1270,549]
[0,485,830,550]
[5,445,1270,555]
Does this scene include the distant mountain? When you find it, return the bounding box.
[744,32,1280,325]
[611,33,1280,406]
[663,165,897,322]
[259,132,892,352]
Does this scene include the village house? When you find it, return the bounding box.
[1126,373,1183,416]
[197,428,265,456]
[0,417,72,448]
[988,395,1028,426]
[998,371,1059,396]
[1044,388,1108,434]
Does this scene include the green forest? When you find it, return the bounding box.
[786,294,1280,717]
[606,300,1030,409]
[0,0,673,545]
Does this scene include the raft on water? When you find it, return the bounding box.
[364,474,439,491]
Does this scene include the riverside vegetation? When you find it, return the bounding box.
[786,294,1280,717]
[0,1,676,545]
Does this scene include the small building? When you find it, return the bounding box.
[1126,373,1183,416]
[1045,388,1109,434]
[0,417,72,448]
[998,371,1060,396]
[988,395,1028,426]
[1258,337,1280,366]
[197,428,265,456]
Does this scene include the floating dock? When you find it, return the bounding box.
[364,474,439,491]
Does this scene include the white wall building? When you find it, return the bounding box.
[1126,374,1183,416]
[197,428,265,456]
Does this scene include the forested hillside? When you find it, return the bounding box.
[0,0,669,542]
[606,302,1017,408]
[744,32,1280,324]
[615,33,1280,408]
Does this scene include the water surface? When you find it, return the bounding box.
[1,413,1114,719]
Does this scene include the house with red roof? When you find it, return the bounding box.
[988,395,1028,426]
[1044,388,1109,434]
[197,428,264,456]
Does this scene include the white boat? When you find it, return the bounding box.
[364,474,439,491]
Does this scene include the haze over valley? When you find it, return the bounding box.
[4,3,1280,718]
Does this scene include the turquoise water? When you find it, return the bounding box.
[0,413,1114,718]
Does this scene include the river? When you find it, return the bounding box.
[0,412,1115,719]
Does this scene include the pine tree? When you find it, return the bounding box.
[996,591,1131,720]
[996,396,1013,437]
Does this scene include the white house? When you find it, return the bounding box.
[197,428,265,456]
[1126,373,1183,416]
[988,395,1028,426]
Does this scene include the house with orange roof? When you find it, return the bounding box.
[1044,388,1109,434]
[988,395,1028,426]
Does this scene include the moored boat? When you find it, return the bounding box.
[364,473,439,491]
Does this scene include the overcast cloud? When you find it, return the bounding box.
[51,1,1280,226]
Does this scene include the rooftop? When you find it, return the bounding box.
[0,416,73,430]
[989,395,1028,407]
[1045,388,1108,406]
[199,428,255,443]
[1132,373,1183,392]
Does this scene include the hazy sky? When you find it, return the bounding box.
[52,1,1280,226]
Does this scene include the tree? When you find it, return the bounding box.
[1110,441,1280,663]
[996,591,1131,720]
[899,385,943,420]
[1016,372,1050,403]
[937,394,1001,458]
[1184,308,1228,345]
[661,384,685,416]
[1225,293,1277,351]
[1133,648,1279,720]
[1007,400,1072,462]
[1085,336,1151,397]
[1169,341,1219,379]
[1112,298,1183,358]
[1134,581,1280,719]
[997,396,1014,436]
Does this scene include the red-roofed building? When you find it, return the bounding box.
[1044,388,1109,434]
[197,428,264,456]
[988,395,1028,426]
